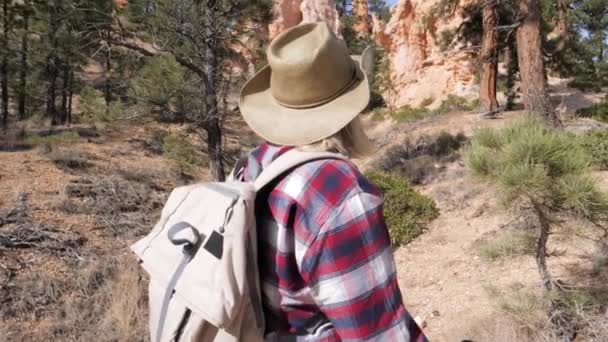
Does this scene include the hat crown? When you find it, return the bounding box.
[267,22,356,108]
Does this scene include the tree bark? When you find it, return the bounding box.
[67,70,73,124]
[202,5,225,182]
[479,1,499,112]
[60,63,69,124]
[104,36,112,115]
[202,48,225,181]
[18,5,29,121]
[45,1,61,125]
[515,0,561,127]
[504,35,518,110]
[1,0,9,129]
[532,201,553,292]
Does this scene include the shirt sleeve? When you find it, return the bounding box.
[298,189,427,341]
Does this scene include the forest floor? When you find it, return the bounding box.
[364,109,608,341]
[1,87,608,341]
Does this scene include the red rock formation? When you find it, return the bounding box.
[115,0,127,8]
[372,13,391,50]
[352,0,372,37]
[269,0,303,39]
[269,0,341,39]
[301,0,341,36]
[381,0,477,108]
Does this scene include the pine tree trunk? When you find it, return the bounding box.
[1,0,9,129]
[515,0,561,127]
[104,40,112,114]
[60,64,69,124]
[67,70,73,124]
[532,201,553,292]
[479,1,499,112]
[45,1,60,125]
[202,65,225,181]
[18,7,29,121]
[504,35,518,110]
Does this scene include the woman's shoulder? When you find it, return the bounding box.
[279,157,380,206]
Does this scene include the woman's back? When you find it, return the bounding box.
[240,144,425,341]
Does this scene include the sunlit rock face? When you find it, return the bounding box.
[269,0,303,39]
[352,0,372,37]
[269,0,341,39]
[381,0,478,108]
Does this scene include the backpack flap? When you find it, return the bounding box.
[131,182,257,330]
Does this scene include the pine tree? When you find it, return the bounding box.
[1,0,11,129]
[479,0,500,112]
[116,0,272,181]
[515,0,561,127]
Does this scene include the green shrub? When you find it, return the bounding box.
[579,130,608,170]
[438,29,456,52]
[420,97,435,108]
[568,75,603,93]
[466,115,608,296]
[161,132,205,173]
[436,94,478,114]
[128,55,188,122]
[26,131,80,150]
[465,116,604,211]
[576,98,608,123]
[378,131,467,184]
[479,230,537,261]
[388,105,431,122]
[79,86,121,124]
[365,171,439,246]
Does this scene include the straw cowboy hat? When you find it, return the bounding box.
[239,22,370,146]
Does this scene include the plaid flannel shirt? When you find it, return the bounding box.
[240,143,426,341]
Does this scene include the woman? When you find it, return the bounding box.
[237,22,426,341]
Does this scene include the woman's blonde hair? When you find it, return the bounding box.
[299,116,373,158]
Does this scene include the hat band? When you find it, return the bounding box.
[273,66,359,109]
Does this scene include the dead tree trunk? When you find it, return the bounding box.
[18,5,29,121]
[479,1,500,112]
[1,0,9,129]
[515,0,561,127]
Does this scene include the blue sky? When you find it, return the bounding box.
[386,0,399,5]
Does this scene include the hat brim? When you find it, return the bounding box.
[239,56,370,146]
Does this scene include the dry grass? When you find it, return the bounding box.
[479,282,608,342]
[2,254,149,342]
[62,175,167,237]
[46,148,92,171]
[376,131,467,184]
[478,229,537,261]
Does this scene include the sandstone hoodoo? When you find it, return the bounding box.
[352,0,372,37]
[269,0,341,39]
[379,0,478,109]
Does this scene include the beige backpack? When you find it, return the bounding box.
[131,150,346,342]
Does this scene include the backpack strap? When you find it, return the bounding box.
[253,150,348,191]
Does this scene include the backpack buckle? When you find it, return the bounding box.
[167,222,202,258]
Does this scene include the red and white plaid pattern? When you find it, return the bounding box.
[241,144,426,341]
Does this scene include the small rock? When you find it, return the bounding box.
[414,316,427,328]
[431,310,440,318]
